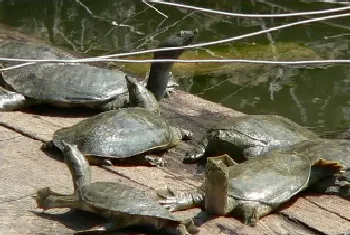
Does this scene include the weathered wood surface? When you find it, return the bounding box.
[1,91,350,235]
[1,24,350,235]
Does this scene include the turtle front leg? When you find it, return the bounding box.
[35,187,78,210]
[243,146,266,159]
[99,93,129,111]
[0,87,38,110]
[145,155,167,167]
[85,155,113,166]
[183,137,208,163]
[157,187,204,211]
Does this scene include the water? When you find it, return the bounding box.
[1,0,350,133]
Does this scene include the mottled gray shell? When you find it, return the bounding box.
[2,41,127,103]
[215,115,319,144]
[274,139,350,169]
[80,182,179,221]
[226,152,311,205]
[52,108,175,158]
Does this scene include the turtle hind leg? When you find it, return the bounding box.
[308,173,350,198]
[75,216,139,235]
[74,221,120,235]
[0,87,38,111]
[158,219,199,235]
[35,187,78,210]
[182,219,199,234]
[237,201,275,227]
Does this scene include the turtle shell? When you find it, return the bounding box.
[215,115,319,145]
[226,152,312,205]
[280,139,350,168]
[3,63,127,103]
[52,108,175,158]
[80,181,180,221]
[2,41,128,103]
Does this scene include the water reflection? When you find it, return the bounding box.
[1,0,350,132]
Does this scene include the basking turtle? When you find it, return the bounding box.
[46,75,193,166]
[35,141,198,235]
[320,127,350,140]
[158,153,343,226]
[269,139,350,197]
[0,29,197,111]
[184,115,319,163]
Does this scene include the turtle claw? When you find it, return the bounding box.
[158,197,178,212]
[157,188,182,211]
[181,129,194,140]
[145,155,167,167]
[74,227,105,235]
[164,90,173,99]
[85,156,112,166]
[35,187,52,210]
[41,141,55,150]
[156,186,176,198]
[99,158,113,166]
[166,186,177,196]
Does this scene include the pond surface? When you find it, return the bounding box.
[1,0,350,133]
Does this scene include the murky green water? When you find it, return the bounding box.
[1,0,350,133]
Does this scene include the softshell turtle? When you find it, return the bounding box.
[158,154,343,226]
[269,139,350,197]
[321,127,350,140]
[0,29,197,111]
[184,115,319,163]
[46,75,192,166]
[35,141,198,235]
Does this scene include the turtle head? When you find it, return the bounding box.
[146,30,197,101]
[154,29,197,60]
[61,141,91,190]
[169,126,194,145]
[125,75,160,115]
[205,155,236,215]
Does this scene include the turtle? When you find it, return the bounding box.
[45,75,193,166]
[35,141,199,235]
[320,127,350,140]
[158,153,343,227]
[0,29,197,111]
[183,115,319,163]
[268,138,350,197]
